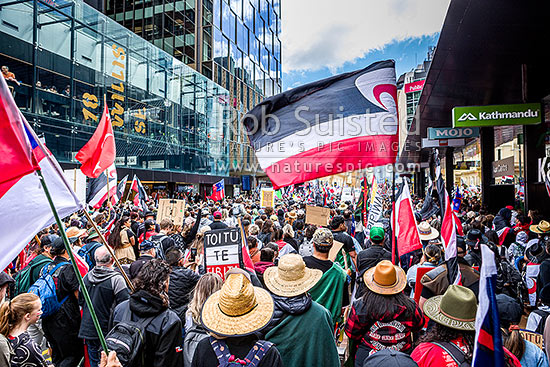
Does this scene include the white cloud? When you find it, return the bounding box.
[281,0,450,72]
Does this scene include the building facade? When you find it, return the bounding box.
[104,0,283,178]
[0,0,239,196]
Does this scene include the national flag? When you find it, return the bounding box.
[0,77,83,272]
[75,97,116,178]
[393,180,422,257]
[452,186,462,212]
[116,174,128,203]
[103,215,117,240]
[208,179,225,202]
[434,149,461,286]
[86,164,118,209]
[240,220,255,273]
[242,60,398,189]
[131,175,149,211]
[472,244,505,367]
[496,227,511,246]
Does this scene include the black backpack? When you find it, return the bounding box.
[150,235,167,260]
[533,309,550,334]
[105,306,157,367]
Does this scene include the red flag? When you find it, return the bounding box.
[393,181,422,257]
[75,99,116,178]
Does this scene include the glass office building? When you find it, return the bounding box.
[105,0,282,176]
[0,0,236,189]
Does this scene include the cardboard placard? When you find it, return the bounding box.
[328,240,344,262]
[203,228,242,280]
[157,199,186,226]
[519,329,543,350]
[305,205,331,226]
[260,188,275,208]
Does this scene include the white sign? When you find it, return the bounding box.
[203,228,242,280]
[148,160,165,169]
[63,169,86,203]
[205,244,240,265]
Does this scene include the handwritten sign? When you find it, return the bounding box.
[204,228,242,280]
[157,199,186,226]
[305,205,331,227]
[260,188,275,208]
[328,240,344,262]
[519,329,543,350]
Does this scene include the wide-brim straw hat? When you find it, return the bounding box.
[338,203,348,210]
[363,260,407,295]
[423,284,477,331]
[418,221,439,241]
[201,270,274,337]
[530,220,550,234]
[264,254,323,297]
[287,211,297,219]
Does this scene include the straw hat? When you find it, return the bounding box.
[423,284,477,331]
[363,260,406,295]
[263,254,323,297]
[66,227,87,243]
[269,214,279,222]
[530,220,550,234]
[201,269,274,337]
[418,221,439,241]
[287,211,297,219]
[338,203,348,211]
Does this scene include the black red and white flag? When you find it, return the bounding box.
[86,164,117,209]
[131,174,149,211]
[243,60,398,189]
[434,149,461,285]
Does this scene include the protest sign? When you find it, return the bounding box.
[204,228,242,280]
[157,199,186,225]
[306,205,331,226]
[328,240,344,262]
[519,330,543,350]
[365,178,384,232]
[260,188,275,208]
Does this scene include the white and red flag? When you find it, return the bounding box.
[393,180,422,257]
[242,60,398,189]
[75,97,116,178]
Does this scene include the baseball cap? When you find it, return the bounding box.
[496,294,522,324]
[213,211,222,219]
[0,272,14,288]
[363,349,418,367]
[370,227,384,242]
[140,240,155,251]
[312,228,333,246]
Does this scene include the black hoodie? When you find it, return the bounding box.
[112,290,183,367]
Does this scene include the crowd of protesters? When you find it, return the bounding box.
[1,188,550,367]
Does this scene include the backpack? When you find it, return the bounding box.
[78,242,102,269]
[28,261,69,318]
[210,336,273,367]
[431,341,470,367]
[150,235,167,260]
[14,257,52,296]
[105,306,157,367]
[533,309,550,334]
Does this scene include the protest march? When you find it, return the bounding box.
[1,41,550,367]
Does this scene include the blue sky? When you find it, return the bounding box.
[282,34,440,90]
[280,0,450,91]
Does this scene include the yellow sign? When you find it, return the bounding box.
[260,189,275,208]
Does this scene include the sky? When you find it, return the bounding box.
[280,0,451,90]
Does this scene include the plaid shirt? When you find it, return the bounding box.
[345,299,424,354]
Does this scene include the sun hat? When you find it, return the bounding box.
[263,254,323,297]
[363,349,418,367]
[370,227,385,242]
[418,221,439,241]
[466,211,476,219]
[338,203,348,211]
[423,284,477,331]
[363,260,407,295]
[269,214,279,222]
[66,227,87,243]
[287,211,297,219]
[86,228,101,240]
[201,269,274,337]
[530,220,550,234]
[312,228,333,246]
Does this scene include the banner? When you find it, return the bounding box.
[365,176,384,232]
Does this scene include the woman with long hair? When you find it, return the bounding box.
[0,293,48,367]
[345,261,424,367]
[111,260,183,367]
[258,220,274,244]
[407,244,442,298]
[108,216,135,264]
[183,273,223,367]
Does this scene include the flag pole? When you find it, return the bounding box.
[82,210,135,292]
[36,169,108,353]
[391,165,397,265]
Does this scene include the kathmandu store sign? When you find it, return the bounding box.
[404,80,425,94]
[453,103,541,127]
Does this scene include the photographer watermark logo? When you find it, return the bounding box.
[457,112,477,121]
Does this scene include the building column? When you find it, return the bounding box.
[480,127,495,208]
[445,147,454,194]
[524,123,550,215]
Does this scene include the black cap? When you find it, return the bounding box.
[51,236,67,253]
[363,349,418,367]
[466,229,487,247]
[0,272,14,287]
[456,236,467,252]
[144,211,155,218]
[40,234,59,248]
[496,293,522,324]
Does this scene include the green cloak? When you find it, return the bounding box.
[266,301,340,367]
[309,262,347,325]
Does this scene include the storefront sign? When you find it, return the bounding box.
[453,103,541,127]
[404,79,425,94]
[428,127,479,140]
[421,138,465,148]
[492,157,515,177]
[204,228,242,280]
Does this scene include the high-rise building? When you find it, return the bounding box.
[105,0,283,179]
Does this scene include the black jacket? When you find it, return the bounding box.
[209,220,228,230]
[356,246,392,297]
[79,266,129,340]
[168,266,201,323]
[129,255,154,279]
[112,290,183,367]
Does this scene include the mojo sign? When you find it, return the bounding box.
[204,228,242,280]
